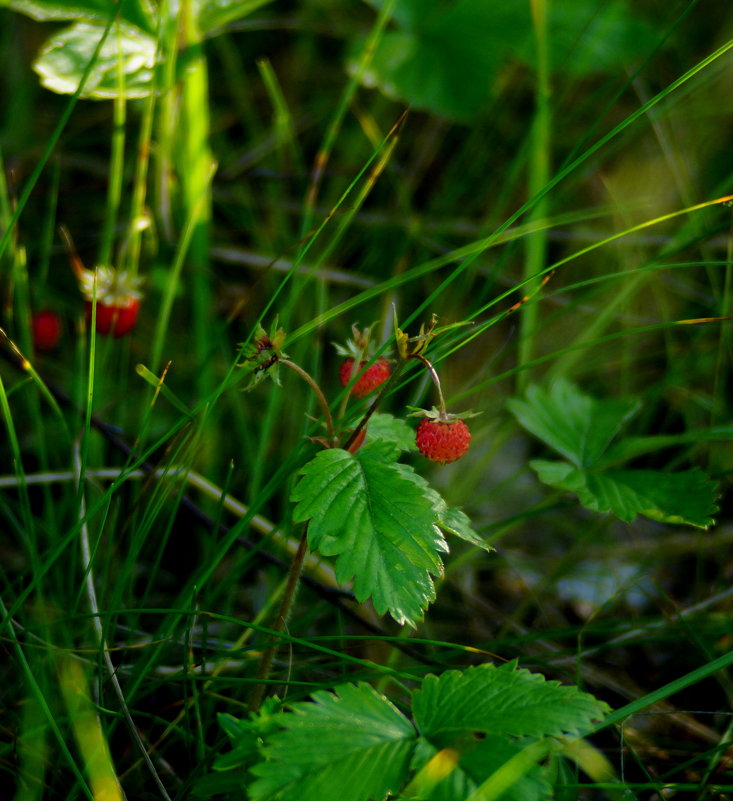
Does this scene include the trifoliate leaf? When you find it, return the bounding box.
[249,683,416,801]
[291,443,448,626]
[33,21,157,99]
[411,736,551,801]
[532,460,718,529]
[413,662,609,741]
[366,412,417,453]
[507,380,640,468]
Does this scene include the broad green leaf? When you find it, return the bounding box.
[582,469,718,529]
[436,505,491,552]
[291,443,447,625]
[358,0,656,121]
[356,0,531,121]
[507,380,640,468]
[366,411,417,453]
[198,0,274,34]
[413,663,609,741]
[549,0,658,76]
[410,736,551,801]
[531,460,719,529]
[33,21,157,99]
[387,452,489,552]
[6,0,155,33]
[249,683,416,801]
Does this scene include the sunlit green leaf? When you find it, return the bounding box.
[6,0,154,33]
[291,442,447,626]
[366,411,417,453]
[33,21,156,99]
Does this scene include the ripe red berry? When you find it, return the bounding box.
[340,357,391,398]
[416,417,471,464]
[32,309,62,351]
[85,298,140,338]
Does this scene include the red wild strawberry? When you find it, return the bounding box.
[415,415,472,465]
[85,298,140,338]
[78,266,143,338]
[334,324,391,398]
[339,357,391,398]
[32,309,62,351]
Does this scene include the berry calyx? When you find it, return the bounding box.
[410,406,478,465]
[32,309,62,351]
[339,357,391,398]
[78,265,143,338]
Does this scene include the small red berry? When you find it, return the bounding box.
[32,309,62,351]
[85,298,140,338]
[416,417,471,465]
[340,357,391,398]
[77,265,143,338]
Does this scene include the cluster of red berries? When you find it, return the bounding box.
[334,325,475,465]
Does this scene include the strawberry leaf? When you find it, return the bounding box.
[366,412,417,453]
[291,442,448,626]
[249,683,416,801]
[413,662,609,742]
[507,380,640,468]
[532,460,718,529]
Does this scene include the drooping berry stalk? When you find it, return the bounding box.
[279,358,336,443]
[408,353,478,465]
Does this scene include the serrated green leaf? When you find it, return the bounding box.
[291,444,448,625]
[7,0,154,32]
[410,736,551,801]
[531,460,718,529]
[583,469,718,528]
[249,683,416,801]
[508,380,640,468]
[198,0,274,34]
[436,505,491,552]
[33,21,157,99]
[366,412,418,453]
[413,663,609,741]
